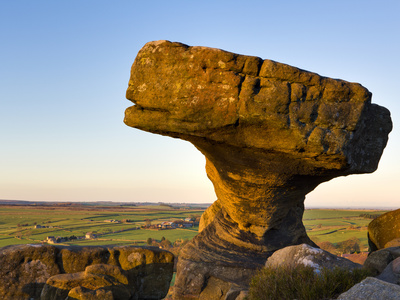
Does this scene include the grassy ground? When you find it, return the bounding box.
[303,209,386,251]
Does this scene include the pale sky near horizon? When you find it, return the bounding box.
[1,1,399,208]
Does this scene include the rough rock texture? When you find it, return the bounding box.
[225,289,248,300]
[265,243,361,271]
[66,286,116,300]
[0,244,61,300]
[124,40,392,299]
[386,238,400,248]
[199,198,221,233]
[41,265,133,300]
[0,244,174,300]
[377,257,400,285]
[364,246,400,275]
[368,208,400,252]
[337,277,400,300]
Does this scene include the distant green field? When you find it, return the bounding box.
[303,209,366,219]
[0,205,203,248]
[0,205,387,251]
[303,209,387,251]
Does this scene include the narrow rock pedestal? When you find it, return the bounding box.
[124,40,392,299]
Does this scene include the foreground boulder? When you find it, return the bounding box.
[376,257,400,285]
[368,208,400,252]
[265,243,361,271]
[364,246,400,275]
[0,244,174,300]
[41,264,133,300]
[337,277,400,300]
[124,40,392,299]
[0,244,60,299]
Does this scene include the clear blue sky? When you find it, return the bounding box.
[1,1,399,208]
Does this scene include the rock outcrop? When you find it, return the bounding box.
[377,257,400,285]
[124,40,392,299]
[41,264,133,300]
[337,277,400,300]
[364,246,400,275]
[0,244,174,300]
[368,208,400,252]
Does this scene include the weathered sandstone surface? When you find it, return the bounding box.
[265,243,361,271]
[337,277,400,300]
[377,256,400,285]
[124,40,392,299]
[368,208,400,252]
[0,244,173,300]
[364,246,400,275]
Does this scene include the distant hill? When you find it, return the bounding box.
[0,199,211,209]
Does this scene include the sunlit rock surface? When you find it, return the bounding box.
[124,40,392,299]
[265,243,361,271]
[0,244,173,300]
[368,208,400,252]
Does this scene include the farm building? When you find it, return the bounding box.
[46,236,56,244]
[180,223,193,228]
[160,221,176,229]
[85,232,96,239]
[104,219,121,223]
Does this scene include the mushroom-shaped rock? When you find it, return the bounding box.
[124,40,392,299]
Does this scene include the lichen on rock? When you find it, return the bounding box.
[0,244,174,300]
[368,208,400,252]
[265,243,361,272]
[124,40,392,299]
[337,277,400,300]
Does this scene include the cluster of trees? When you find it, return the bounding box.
[359,213,381,219]
[145,236,191,250]
[146,236,173,248]
[52,235,78,243]
[121,219,134,223]
[317,237,361,255]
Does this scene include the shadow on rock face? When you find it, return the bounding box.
[124,40,393,299]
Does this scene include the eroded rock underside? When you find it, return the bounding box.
[124,40,392,299]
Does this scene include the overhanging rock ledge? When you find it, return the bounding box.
[124,40,392,299]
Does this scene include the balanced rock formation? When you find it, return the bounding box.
[0,244,174,300]
[124,40,392,299]
[368,208,400,252]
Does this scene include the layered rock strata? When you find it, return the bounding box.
[0,244,174,300]
[124,40,392,299]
